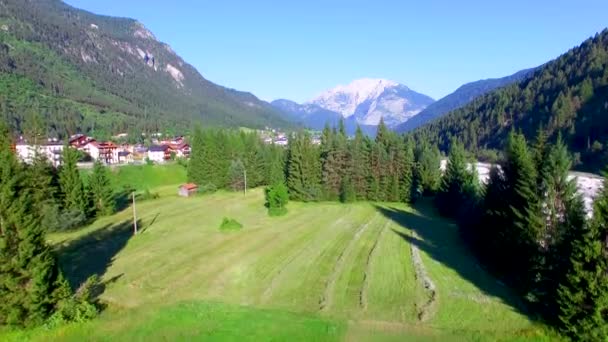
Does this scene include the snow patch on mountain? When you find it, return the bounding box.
[307,78,434,127]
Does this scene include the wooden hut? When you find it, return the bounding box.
[178,183,198,197]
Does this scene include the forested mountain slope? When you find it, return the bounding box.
[0,0,291,138]
[395,68,536,133]
[412,29,608,172]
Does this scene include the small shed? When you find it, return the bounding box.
[178,183,198,197]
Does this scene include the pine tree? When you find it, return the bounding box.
[556,177,608,339]
[89,161,115,216]
[414,142,441,195]
[435,141,479,218]
[58,146,87,216]
[286,132,321,201]
[502,132,543,291]
[351,126,370,200]
[229,159,246,192]
[265,145,285,186]
[402,137,415,203]
[26,152,58,220]
[187,126,206,185]
[244,138,265,188]
[530,137,587,312]
[0,125,72,327]
[339,175,356,203]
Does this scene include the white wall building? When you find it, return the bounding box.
[15,139,64,167]
[147,145,169,163]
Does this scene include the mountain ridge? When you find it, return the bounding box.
[306,78,434,127]
[0,0,292,138]
[411,29,608,172]
[396,68,537,133]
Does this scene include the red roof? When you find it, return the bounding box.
[180,183,198,191]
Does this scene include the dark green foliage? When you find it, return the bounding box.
[89,161,116,216]
[351,127,370,200]
[25,152,59,222]
[229,159,246,192]
[265,183,289,216]
[58,146,87,215]
[339,176,356,203]
[435,141,480,219]
[0,0,292,138]
[451,130,604,337]
[397,68,535,133]
[0,125,94,327]
[412,29,608,173]
[187,127,206,186]
[219,218,243,231]
[413,142,441,196]
[265,145,286,186]
[556,177,608,339]
[47,275,101,328]
[187,129,278,192]
[286,132,322,201]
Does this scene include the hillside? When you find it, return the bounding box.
[395,68,536,133]
[0,0,291,138]
[412,29,608,172]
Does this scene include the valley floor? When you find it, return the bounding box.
[3,187,559,341]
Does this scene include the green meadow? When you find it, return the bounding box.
[2,166,558,341]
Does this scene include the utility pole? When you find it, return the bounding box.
[132,192,138,235]
[243,169,247,195]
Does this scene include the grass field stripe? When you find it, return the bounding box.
[359,218,391,311]
[319,212,380,312]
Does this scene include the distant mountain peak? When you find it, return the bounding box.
[305,78,434,126]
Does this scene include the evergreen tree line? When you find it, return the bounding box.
[436,130,608,339]
[0,123,108,328]
[186,120,442,204]
[187,127,286,192]
[285,119,441,203]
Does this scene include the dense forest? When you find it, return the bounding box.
[395,68,535,133]
[412,29,608,172]
[0,0,292,139]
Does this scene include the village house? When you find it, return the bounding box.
[147,145,170,163]
[96,141,119,164]
[117,150,133,164]
[15,138,64,167]
[170,142,190,158]
[178,183,198,197]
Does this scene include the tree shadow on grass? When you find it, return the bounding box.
[374,199,534,321]
[56,219,139,291]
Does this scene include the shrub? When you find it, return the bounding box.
[42,205,88,232]
[137,188,160,201]
[219,217,243,231]
[265,183,289,216]
[198,183,218,195]
[45,275,101,329]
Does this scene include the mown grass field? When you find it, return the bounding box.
[2,166,559,341]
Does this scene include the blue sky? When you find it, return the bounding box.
[65,0,608,102]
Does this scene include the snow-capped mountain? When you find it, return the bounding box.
[307,78,435,127]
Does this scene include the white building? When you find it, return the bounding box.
[147,145,170,163]
[15,139,64,167]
